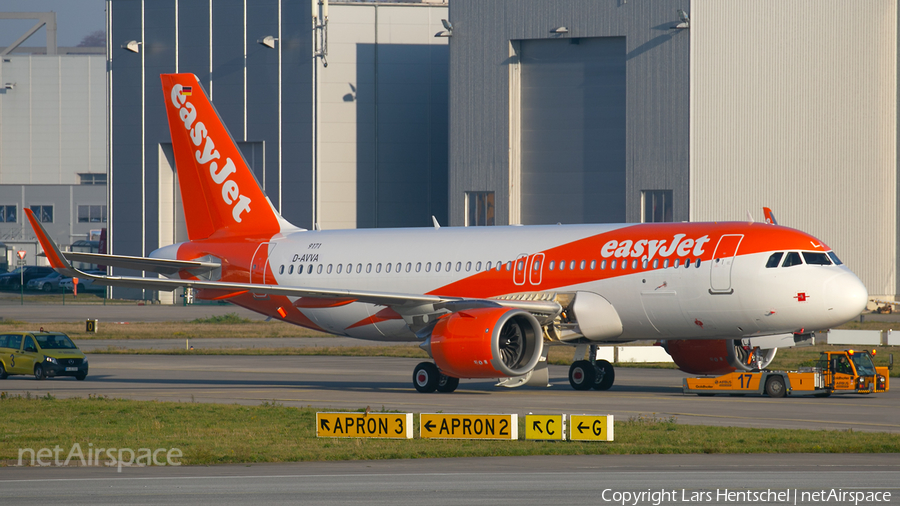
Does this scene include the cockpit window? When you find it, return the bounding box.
[781,252,803,267]
[802,252,832,265]
[827,251,843,265]
[765,252,783,268]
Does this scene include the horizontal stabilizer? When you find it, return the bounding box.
[63,252,219,276]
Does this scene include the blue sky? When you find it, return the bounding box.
[0,0,105,48]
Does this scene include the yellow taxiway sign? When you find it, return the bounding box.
[420,413,518,439]
[569,415,614,441]
[316,412,413,439]
[525,414,566,440]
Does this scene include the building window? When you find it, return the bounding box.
[78,205,107,223]
[642,190,673,223]
[30,205,53,223]
[79,173,107,185]
[466,191,495,226]
[0,205,16,223]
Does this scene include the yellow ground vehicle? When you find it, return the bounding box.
[0,331,88,380]
[683,349,891,398]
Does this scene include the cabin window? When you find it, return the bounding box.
[466,261,472,272]
[802,252,832,265]
[278,265,284,275]
[569,260,576,270]
[684,258,691,268]
[476,261,482,271]
[425,262,431,272]
[386,263,392,273]
[288,265,294,274]
[782,252,803,267]
[307,264,313,274]
[695,259,701,268]
[376,263,382,273]
[356,264,363,273]
[406,263,412,273]
[590,260,596,270]
[456,262,462,272]
[366,263,372,273]
[396,263,402,273]
[326,264,333,274]
[317,264,323,274]
[549,260,555,270]
[336,264,342,274]
[486,261,492,270]
[610,260,616,270]
[663,259,669,269]
[631,259,638,269]
[447,262,452,272]
[579,260,585,270]
[601,259,607,270]
[346,263,352,273]
[641,259,648,269]
[559,260,566,271]
[297,264,304,274]
[506,261,512,271]
[435,262,441,272]
[766,252,784,268]
[652,259,659,269]
[415,262,421,272]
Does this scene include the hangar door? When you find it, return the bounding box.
[518,37,626,225]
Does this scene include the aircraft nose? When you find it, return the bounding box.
[825,271,868,324]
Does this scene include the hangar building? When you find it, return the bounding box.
[108,0,897,302]
[447,0,898,300]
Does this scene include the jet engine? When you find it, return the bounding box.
[662,339,777,375]
[425,307,544,379]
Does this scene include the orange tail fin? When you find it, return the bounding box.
[160,74,283,240]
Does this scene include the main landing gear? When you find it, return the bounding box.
[567,345,615,391]
[413,362,459,393]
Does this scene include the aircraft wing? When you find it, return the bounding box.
[25,209,453,308]
[63,252,220,276]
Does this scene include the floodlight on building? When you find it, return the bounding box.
[122,40,141,53]
[550,27,569,34]
[435,18,452,37]
[258,35,278,49]
[672,9,690,29]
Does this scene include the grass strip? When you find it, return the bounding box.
[1,396,897,467]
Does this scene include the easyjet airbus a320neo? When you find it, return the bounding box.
[26,73,868,393]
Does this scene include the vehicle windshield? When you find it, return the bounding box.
[850,353,876,376]
[34,333,77,350]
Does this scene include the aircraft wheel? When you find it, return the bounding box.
[765,376,786,398]
[34,364,46,380]
[436,374,459,393]
[568,360,596,390]
[592,359,615,390]
[0,362,7,379]
[413,362,440,393]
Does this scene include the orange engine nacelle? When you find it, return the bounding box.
[428,307,543,379]
[663,339,777,375]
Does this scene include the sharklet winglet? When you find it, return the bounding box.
[24,208,80,276]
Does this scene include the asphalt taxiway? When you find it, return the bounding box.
[2,354,897,433]
[3,454,898,506]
